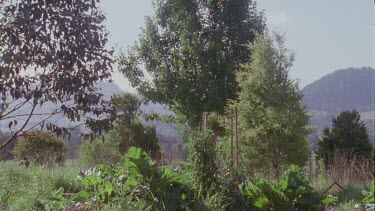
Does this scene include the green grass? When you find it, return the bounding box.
[311,178,373,210]
[0,161,81,210]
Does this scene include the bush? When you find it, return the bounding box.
[248,165,324,210]
[78,137,122,168]
[13,131,66,168]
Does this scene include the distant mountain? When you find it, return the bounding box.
[0,82,180,159]
[302,67,374,113]
[302,67,375,149]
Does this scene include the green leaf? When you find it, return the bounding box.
[81,175,102,186]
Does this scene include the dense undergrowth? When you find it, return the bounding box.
[1,147,373,210]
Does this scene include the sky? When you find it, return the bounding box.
[99,0,375,92]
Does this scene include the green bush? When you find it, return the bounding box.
[248,165,324,210]
[13,131,67,168]
[78,137,122,168]
[48,147,195,210]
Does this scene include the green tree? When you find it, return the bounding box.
[111,93,161,160]
[317,110,373,165]
[79,93,161,165]
[119,0,266,125]
[235,33,311,180]
[13,130,67,168]
[0,0,114,151]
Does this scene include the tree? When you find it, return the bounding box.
[110,93,161,160]
[317,110,373,165]
[119,0,266,125]
[0,0,115,151]
[13,130,67,168]
[235,33,311,180]
[79,93,161,165]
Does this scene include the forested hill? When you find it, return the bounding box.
[302,67,374,113]
[302,67,375,148]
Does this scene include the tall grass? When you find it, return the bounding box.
[0,161,81,210]
[309,154,374,210]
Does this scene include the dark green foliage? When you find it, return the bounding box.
[248,165,324,210]
[111,120,161,160]
[317,110,373,165]
[0,0,115,150]
[119,0,266,125]
[13,131,67,167]
[111,93,161,160]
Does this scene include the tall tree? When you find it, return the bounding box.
[235,33,311,180]
[119,0,265,125]
[0,0,115,150]
[317,110,372,165]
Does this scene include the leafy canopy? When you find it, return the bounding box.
[0,0,115,150]
[317,110,373,165]
[119,0,266,125]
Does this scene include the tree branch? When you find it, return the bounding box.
[0,101,37,151]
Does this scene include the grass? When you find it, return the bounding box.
[0,161,81,210]
[309,156,374,210]
[1,155,373,210]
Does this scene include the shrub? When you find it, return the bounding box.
[13,131,66,168]
[248,165,324,210]
[78,137,122,168]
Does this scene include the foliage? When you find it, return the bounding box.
[110,120,161,160]
[317,110,373,166]
[111,93,160,160]
[0,0,115,150]
[247,165,324,210]
[79,93,161,167]
[78,138,122,168]
[361,183,375,204]
[119,0,266,125]
[234,33,311,179]
[188,129,218,198]
[44,147,195,210]
[13,131,67,167]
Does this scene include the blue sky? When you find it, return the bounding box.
[99,0,374,92]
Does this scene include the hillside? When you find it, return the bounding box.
[302,67,374,113]
[302,67,375,149]
[0,82,180,159]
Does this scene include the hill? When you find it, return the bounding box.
[0,82,180,159]
[302,67,374,113]
[302,67,375,149]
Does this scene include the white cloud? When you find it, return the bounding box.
[266,12,294,26]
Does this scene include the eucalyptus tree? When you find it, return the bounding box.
[119,0,266,125]
[0,0,115,150]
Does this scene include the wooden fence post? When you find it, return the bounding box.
[235,107,239,170]
[231,108,234,161]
